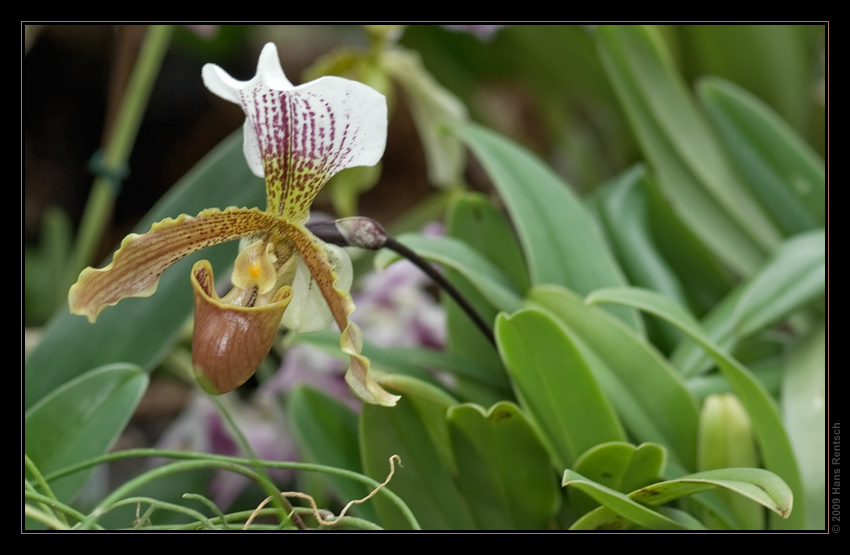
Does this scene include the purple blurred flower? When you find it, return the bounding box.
[156,394,297,509]
[442,24,509,41]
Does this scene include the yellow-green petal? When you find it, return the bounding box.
[283,221,400,407]
[68,207,279,323]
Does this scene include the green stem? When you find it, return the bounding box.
[46,448,421,530]
[209,395,306,529]
[63,24,174,295]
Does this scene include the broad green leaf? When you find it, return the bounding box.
[447,402,559,529]
[630,468,793,520]
[643,173,735,316]
[586,286,805,528]
[782,322,826,530]
[672,229,825,377]
[574,442,667,493]
[528,286,699,472]
[592,166,687,307]
[451,121,640,330]
[444,192,526,404]
[699,77,825,235]
[287,385,376,522]
[563,470,688,530]
[446,192,530,293]
[733,229,825,335]
[495,308,625,469]
[25,364,148,503]
[570,442,666,518]
[360,375,476,530]
[25,130,264,410]
[374,233,523,312]
[566,467,792,530]
[680,25,814,139]
[591,166,687,351]
[596,24,780,276]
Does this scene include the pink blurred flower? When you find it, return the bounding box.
[442,24,509,41]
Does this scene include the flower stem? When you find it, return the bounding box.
[383,236,496,346]
[63,24,174,296]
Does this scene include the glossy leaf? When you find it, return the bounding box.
[446,192,530,293]
[495,308,625,469]
[570,442,666,518]
[447,402,559,529]
[596,24,780,276]
[630,468,793,520]
[586,286,805,528]
[680,25,813,135]
[782,322,826,530]
[359,375,476,530]
[564,470,687,530]
[672,229,825,377]
[566,467,792,530]
[451,121,640,330]
[591,166,687,351]
[25,364,148,503]
[528,286,699,472]
[443,193,522,405]
[287,385,377,522]
[25,130,263,410]
[699,77,825,235]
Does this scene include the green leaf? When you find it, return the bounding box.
[564,470,688,530]
[287,385,377,522]
[566,467,793,530]
[528,286,699,472]
[596,24,780,275]
[444,192,523,404]
[699,77,825,235]
[451,121,640,330]
[586,286,805,528]
[25,364,148,503]
[672,229,825,377]
[575,442,667,494]
[570,442,666,518]
[630,468,793,521]
[25,130,264,410]
[680,25,814,139]
[782,322,826,530]
[495,308,625,469]
[732,229,825,336]
[447,402,559,529]
[359,375,476,530]
[591,166,687,352]
[446,192,530,293]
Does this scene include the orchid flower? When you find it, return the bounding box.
[68,43,400,407]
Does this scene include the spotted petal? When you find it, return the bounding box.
[68,207,285,323]
[282,221,400,407]
[202,43,388,224]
